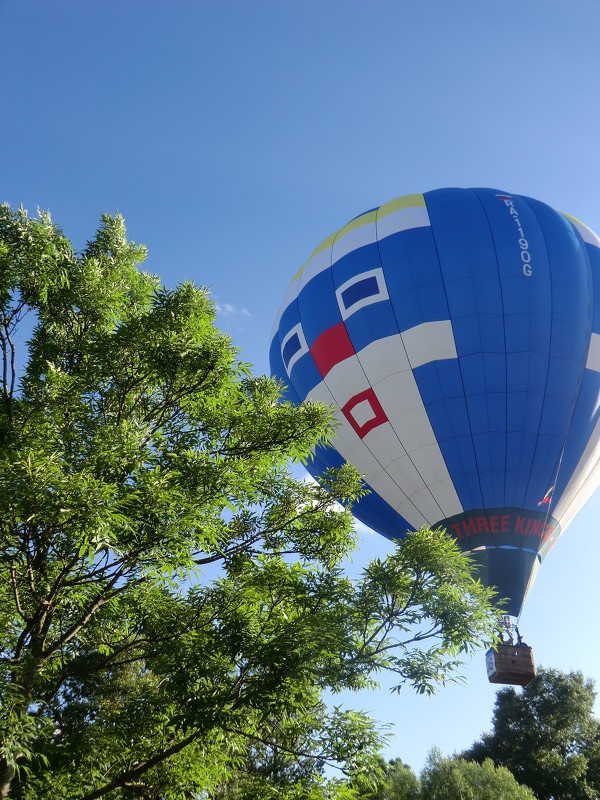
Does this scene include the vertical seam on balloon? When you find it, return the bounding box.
[471,189,509,510]
[538,216,595,528]
[316,220,340,393]
[512,197,554,512]
[277,295,302,389]
[518,198,591,523]
[371,200,446,526]
[424,190,485,510]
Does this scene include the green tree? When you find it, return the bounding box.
[463,668,600,800]
[0,205,500,799]
[355,751,534,800]
[354,758,421,800]
[420,749,535,799]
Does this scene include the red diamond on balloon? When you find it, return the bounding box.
[342,388,388,438]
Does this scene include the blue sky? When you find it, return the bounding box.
[3,0,600,774]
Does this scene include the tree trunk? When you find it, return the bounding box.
[0,760,15,799]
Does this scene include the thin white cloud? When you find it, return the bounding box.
[214,300,252,319]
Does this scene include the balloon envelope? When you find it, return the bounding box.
[270,188,600,616]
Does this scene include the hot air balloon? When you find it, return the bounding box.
[270,188,600,682]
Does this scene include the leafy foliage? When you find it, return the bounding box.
[353,757,421,800]
[0,205,500,799]
[419,749,535,800]
[463,668,600,800]
[354,751,534,800]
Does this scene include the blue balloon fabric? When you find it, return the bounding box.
[270,188,600,616]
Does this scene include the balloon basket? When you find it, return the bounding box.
[486,643,536,686]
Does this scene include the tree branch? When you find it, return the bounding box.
[78,730,200,800]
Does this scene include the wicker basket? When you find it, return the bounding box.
[486,644,536,686]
